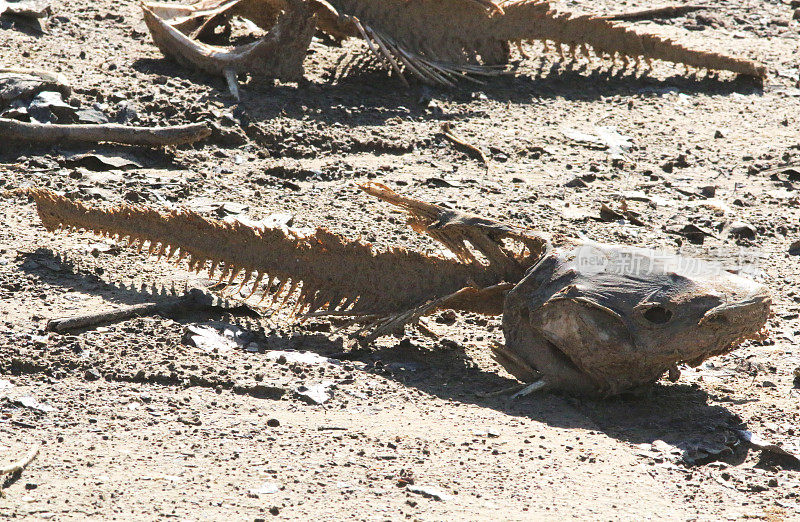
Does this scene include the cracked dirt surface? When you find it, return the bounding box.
[2,0,800,519]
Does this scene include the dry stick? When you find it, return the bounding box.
[603,5,708,22]
[46,288,215,333]
[0,119,211,147]
[440,122,490,170]
[0,445,40,477]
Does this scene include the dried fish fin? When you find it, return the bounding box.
[360,182,548,277]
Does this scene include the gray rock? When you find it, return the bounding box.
[65,152,141,172]
[28,90,76,123]
[231,383,286,400]
[1,0,52,19]
[729,220,757,239]
[84,368,102,381]
[699,185,716,198]
[75,107,109,124]
[115,101,138,123]
[0,71,70,108]
[565,177,588,188]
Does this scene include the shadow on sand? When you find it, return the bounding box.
[14,247,789,469]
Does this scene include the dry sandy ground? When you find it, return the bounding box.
[1,0,800,519]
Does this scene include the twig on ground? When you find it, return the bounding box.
[440,122,490,169]
[46,288,216,332]
[0,119,211,147]
[603,5,708,22]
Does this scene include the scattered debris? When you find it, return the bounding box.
[564,177,588,188]
[295,381,334,405]
[599,203,624,222]
[598,203,646,226]
[562,126,632,156]
[440,122,489,168]
[84,368,102,381]
[248,482,280,497]
[680,438,735,466]
[232,383,286,400]
[603,4,709,22]
[183,322,255,353]
[263,350,338,366]
[15,396,54,413]
[0,0,51,19]
[64,152,142,172]
[728,220,757,240]
[187,198,249,217]
[665,223,714,244]
[75,107,109,125]
[231,212,295,230]
[635,435,737,466]
[423,177,459,188]
[699,185,717,198]
[27,91,75,123]
[634,439,684,463]
[0,118,211,147]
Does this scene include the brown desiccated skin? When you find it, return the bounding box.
[141,0,316,82]
[15,187,771,396]
[160,0,358,42]
[330,0,766,81]
[501,242,771,396]
[493,0,766,76]
[21,185,543,322]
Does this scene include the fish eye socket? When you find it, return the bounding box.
[641,305,673,324]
